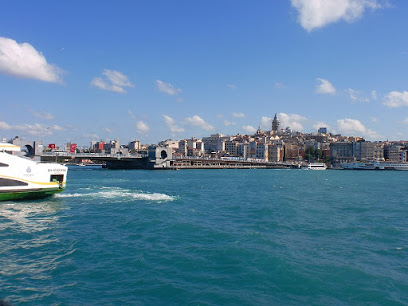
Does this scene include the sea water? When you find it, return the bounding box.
[0,168,407,305]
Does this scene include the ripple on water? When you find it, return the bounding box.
[0,169,407,304]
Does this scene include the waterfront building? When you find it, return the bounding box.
[307,133,328,143]
[196,140,205,155]
[352,141,374,161]
[238,143,249,159]
[283,142,303,161]
[330,142,353,162]
[178,139,188,155]
[268,144,284,162]
[248,142,268,160]
[104,140,120,154]
[384,144,408,162]
[224,140,239,156]
[351,141,384,161]
[178,138,205,156]
[91,140,106,153]
[128,140,141,152]
[202,134,234,153]
[304,139,318,151]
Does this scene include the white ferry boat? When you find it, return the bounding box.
[301,163,327,170]
[341,161,408,171]
[0,143,68,201]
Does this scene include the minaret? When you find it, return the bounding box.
[272,113,280,133]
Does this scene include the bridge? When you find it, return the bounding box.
[40,146,298,170]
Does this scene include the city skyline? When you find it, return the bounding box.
[1,1,408,146]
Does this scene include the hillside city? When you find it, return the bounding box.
[7,114,408,166]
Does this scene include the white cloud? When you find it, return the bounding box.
[278,113,307,131]
[371,90,377,100]
[232,112,245,118]
[0,37,63,83]
[136,121,150,133]
[313,121,330,131]
[163,115,184,133]
[316,78,336,95]
[227,84,238,90]
[104,127,112,133]
[91,69,133,93]
[0,121,11,130]
[275,82,286,89]
[383,91,408,108]
[32,111,55,120]
[337,118,381,139]
[185,115,214,131]
[345,88,370,102]
[156,80,182,96]
[337,118,366,134]
[52,124,64,131]
[224,120,236,126]
[370,117,377,122]
[402,117,408,125]
[242,125,257,134]
[0,121,64,136]
[14,123,53,136]
[366,129,382,139]
[84,133,99,139]
[291,0,384,32]
[261,116,272,130]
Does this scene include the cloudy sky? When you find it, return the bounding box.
[1,0,407,145]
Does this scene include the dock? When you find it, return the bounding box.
[41,146,297,170]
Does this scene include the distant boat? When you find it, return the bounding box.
[0,143,68,201]
[341,161,408,171]
[301,163,327,170]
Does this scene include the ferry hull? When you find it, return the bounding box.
[0,187,64,201]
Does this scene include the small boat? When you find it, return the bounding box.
[0,143,68,201]
[301,163,327,170]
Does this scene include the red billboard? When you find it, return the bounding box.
[70,144,77,153]
[48,144,56,149]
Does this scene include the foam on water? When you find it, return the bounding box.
[2,169,407,305]
[56,188,176,202]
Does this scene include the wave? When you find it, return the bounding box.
[56,193,84,198]
[55,188,176,202]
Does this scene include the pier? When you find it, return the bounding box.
[40,146,297,170]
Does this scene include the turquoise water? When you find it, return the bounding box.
[0,169,407,305]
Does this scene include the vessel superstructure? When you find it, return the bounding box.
[301,163,327,170]
[0,143,68,201]
[341,161,408,170]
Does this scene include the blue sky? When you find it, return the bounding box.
[1,0,408,146]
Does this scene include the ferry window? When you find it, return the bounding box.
[0,178,28,186]
[50,175,64,183]
[0,163,9,167]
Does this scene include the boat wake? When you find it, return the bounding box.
[55,188,177,202]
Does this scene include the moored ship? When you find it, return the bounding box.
[301,163,327,170]
[341,161,408,171]
[0,142,68,201]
